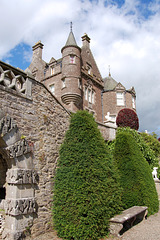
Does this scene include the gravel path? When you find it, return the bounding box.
[27,208,160,240]
[120,209,160,240]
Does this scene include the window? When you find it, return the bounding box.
[84,86,95,104]
[85,87,87,100]
[49,84,55,94]
[132,96,136,108]
[88,67,91,75]
[62,79,66,88]
[91,91,95,104]
[78,79,82,89]
[88,89,91,103]
[117,92,124,106]
[51,67,55,75]
[70,55,75,64]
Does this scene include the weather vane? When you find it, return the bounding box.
[108,65,111,76]
[70,21,73,32]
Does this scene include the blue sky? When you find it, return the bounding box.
[3,43,32,70]
[0,0,160,137]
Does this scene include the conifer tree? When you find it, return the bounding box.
[53,111,122,240]
[114,131,159,216]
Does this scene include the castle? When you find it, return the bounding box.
[0,27,136,239]
[27,26,136,126]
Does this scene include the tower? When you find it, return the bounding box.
[61,23,82,112]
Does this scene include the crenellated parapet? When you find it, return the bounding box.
[0,61,32,99]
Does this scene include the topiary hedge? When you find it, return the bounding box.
[114,131,159,216]
[53,110,122,240]
[116,108,139,130]
[116,127,159,170]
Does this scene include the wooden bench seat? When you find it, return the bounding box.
[109,206,148,236]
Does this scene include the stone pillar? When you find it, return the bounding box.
[2,168,38,239]
[155,179,160,200]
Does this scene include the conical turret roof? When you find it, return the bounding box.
[65,31,78,47]
[61,24,81,52]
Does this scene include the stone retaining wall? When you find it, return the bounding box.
[0,75,70,239]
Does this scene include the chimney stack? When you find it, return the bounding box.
[32,41,44,60]
[81,33,90,48]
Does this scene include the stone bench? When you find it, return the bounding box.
[109,206,148,236]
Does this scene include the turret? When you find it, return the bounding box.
[61,24,82,112]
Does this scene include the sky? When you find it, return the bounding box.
[0,0,160,137]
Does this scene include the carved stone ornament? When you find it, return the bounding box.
[0,66,26,94]
[6,169,39,184]
[0,115,17,136]
[4,198,37,216]
[6,139,31,158]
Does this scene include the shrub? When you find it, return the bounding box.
[116,127,159,170]
[114,131,159,215]
[53,111,122,240]
[116,108,139,130]
[141,132,160,158]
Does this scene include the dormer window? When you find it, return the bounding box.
[117,92,124,106]
[70,55,75,64]
[51,67,55,75]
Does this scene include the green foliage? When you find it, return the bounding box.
[53,111,122,240]
[114,131,159,216]
[141,132,160,158]
[117,127,159,171]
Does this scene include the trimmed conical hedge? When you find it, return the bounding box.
[53,111,122,240]
[114,131,159,216]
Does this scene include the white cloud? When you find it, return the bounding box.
[0,0,160,136]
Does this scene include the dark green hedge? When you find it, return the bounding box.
[53,111,122,240]
[116,127,159,170]
[114,131,159,216]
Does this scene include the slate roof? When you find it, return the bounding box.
[103,74,118,91]
[65,31,78,47]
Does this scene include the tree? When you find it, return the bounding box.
[114,131,159,216]
[141,132,160,159]
[116,108,139,130]
[53,111,122,240]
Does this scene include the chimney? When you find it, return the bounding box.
[81,33,90,48]
[32,41,44,60]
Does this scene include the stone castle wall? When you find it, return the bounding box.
[0,77,70,238]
